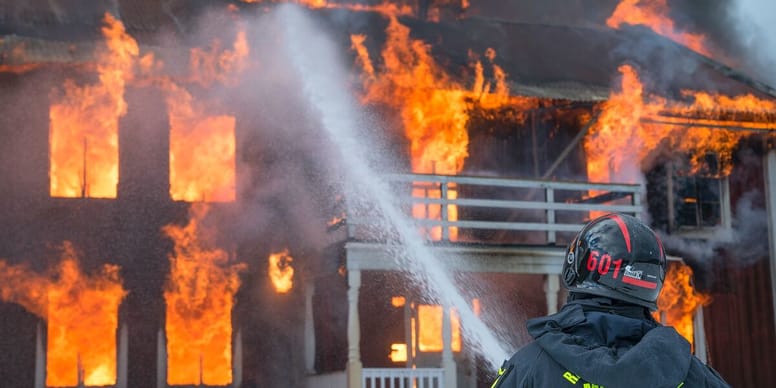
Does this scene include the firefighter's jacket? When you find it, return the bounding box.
[491,299,730,388]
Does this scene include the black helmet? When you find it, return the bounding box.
[562,213,666,310]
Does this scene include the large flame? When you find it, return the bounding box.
[49,13,137,198]
[163,204,245,385]
[0,242,125,386]
[165,29,248,203]
[352,17,537,240]
[656,262,710,348]
[268,249,294,294]
[165,82,237,203]
[607,0,712,56]
[586,64,776,190]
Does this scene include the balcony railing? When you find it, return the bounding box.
[362,368,443,388]
[346,173,643,245]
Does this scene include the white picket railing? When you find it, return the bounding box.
[362,368,443,388]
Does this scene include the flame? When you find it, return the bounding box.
[268,249,294,294]
[49,13,137,198]
[655,262,710,348]
[389,343,408,363]
[0,242,125,386]
[164,30,247,203]
[392,296,406,308]
[164,82,237,202]
[416,305,461,352]
[585,64,776,213]
[352,18,538,240]
[607,0,712,56]
[163,204,245,386]
[189,30,249,87]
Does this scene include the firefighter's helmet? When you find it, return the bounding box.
[562,213,666,310]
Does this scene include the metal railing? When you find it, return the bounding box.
[347,173,643,245]
[362,368,443,388]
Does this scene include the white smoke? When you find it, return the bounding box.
[729,0,776,85]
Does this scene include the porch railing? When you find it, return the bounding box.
[346,173,643,245]
[362,368,443,388]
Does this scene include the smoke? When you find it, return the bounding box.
[728,0,776,86]
[658,190,769,291]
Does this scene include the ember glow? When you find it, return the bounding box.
[352,17,537,240]
[163,204,245,385]
[49,13,137,198]
[0,242,125,386]
[607,0,712,56]
[656,262,709,348]
[268,249,294,294]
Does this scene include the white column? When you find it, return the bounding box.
[441,306,457,388]
[544,274,560,315]
[34,322,45,388]
[346,270,362,388]
[157,328,167,388]
[233,329,243,388]
[304,279,316,374]
[117,324,128,388]
[693,307,708,364]
[764,150,776,334]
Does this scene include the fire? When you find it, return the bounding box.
[49,13,138,198]
[164,29,247,203]
[352,17,537,240]
[189,30,249,87]
[607,0,712,56]
[416,305,461,352]
[656,262,710,348]
[585,64,776,215]
[389,343,408,363]
[0,242,125,386]
[163,204,245,385]
[268,249,294,294]
[164,81,237,202]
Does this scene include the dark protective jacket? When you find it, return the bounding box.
[491,298,730,388]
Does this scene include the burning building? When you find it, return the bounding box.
[0,1,775,388]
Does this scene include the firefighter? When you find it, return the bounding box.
[491,213,730,388]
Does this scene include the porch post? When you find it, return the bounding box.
[347,270,362,388]
[442,306,457,388]
[304,278,316,374]
[764,150,776,334]
[544,274,560,315]
[34,322,45,388]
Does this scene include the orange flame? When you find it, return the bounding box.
[268,249,294,294]
[416,304,461,352]
[352,18,538,240]
[189,30,249,87]
[0,242,125,386]
[607,0,712,56]
[164,82,237,202]
[163,204,245,386]
[586,64,776,194]
[49,13,138,198]
[389,343,408,362]
[655,262,710,348]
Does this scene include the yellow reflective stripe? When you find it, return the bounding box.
[677,383,685,388]
[490,367,507,388]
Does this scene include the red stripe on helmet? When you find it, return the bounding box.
[607,214,632,253]
[622,275,658,289]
